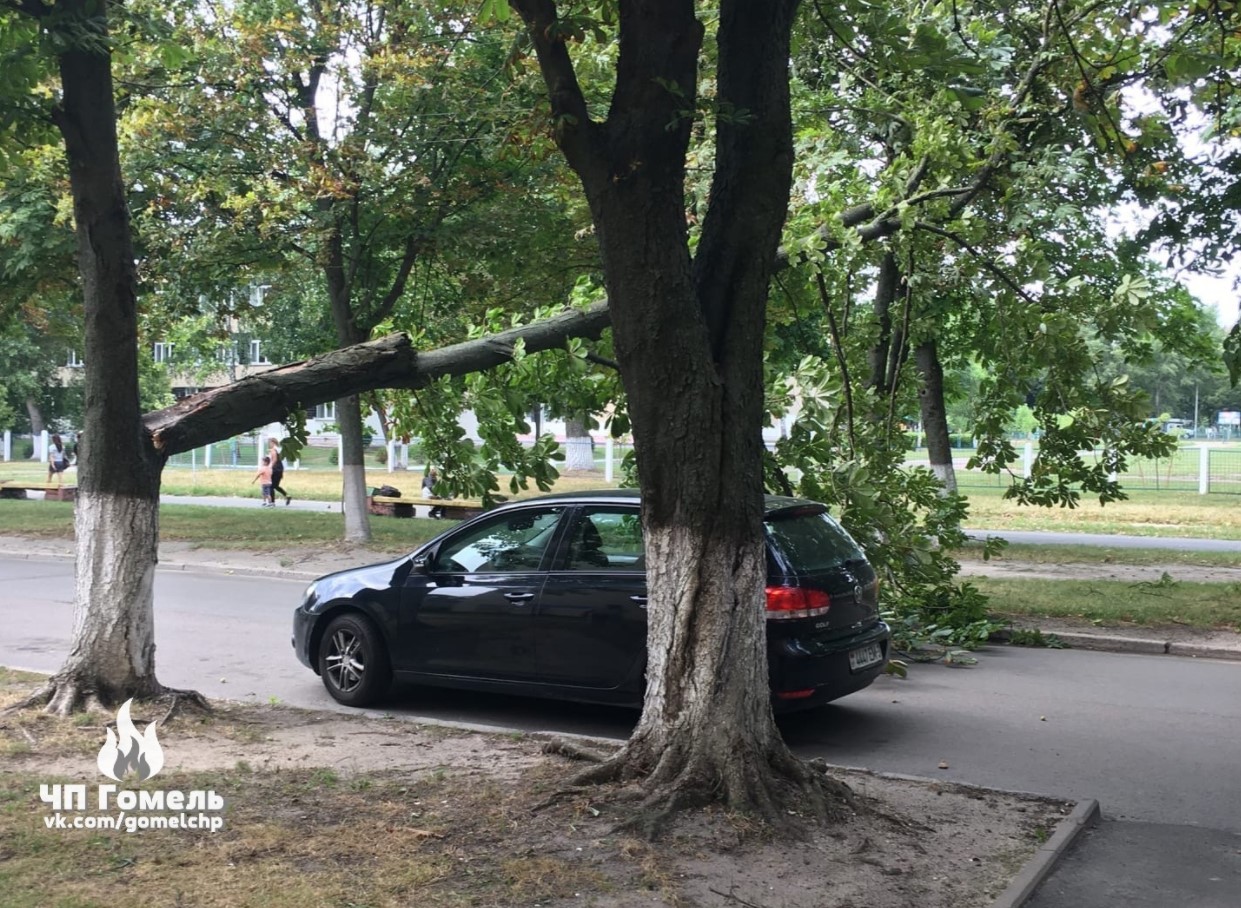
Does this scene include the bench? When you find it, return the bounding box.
[429,499,491,520]
[0,482,77,502]
[367,495,416,518]
[367,494,491,520]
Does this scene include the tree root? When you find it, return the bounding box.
[2,675,211,720]
[4,682,55,716]
[540,737,610,763]
[541,734,860,840]
[155,688,213,725]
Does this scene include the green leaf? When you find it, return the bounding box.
[1225,323,1241,388]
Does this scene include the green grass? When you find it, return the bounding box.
[976,576,1241,630]
[0,499,446,550]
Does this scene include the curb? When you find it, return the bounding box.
[1044,631,1241,663]
[0,547,323,583]
[991,798,1100,907]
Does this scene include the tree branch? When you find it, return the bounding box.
[508,0,601,179]
[371,233,422,325]
[4,0,51,17]
[913,222,1044,309]
[144,302,612,455]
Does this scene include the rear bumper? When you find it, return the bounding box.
[769,621,890,711]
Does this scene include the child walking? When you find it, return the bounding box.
[252,456,275,507]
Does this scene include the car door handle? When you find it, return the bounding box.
[503,592,535,602]
[630,595,648,608]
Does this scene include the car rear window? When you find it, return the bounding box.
[763,506,865,572]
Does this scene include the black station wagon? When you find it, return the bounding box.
[292,490,890,711]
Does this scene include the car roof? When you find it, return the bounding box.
[497,488,823,515]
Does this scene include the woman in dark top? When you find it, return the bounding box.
[267,438,292,505]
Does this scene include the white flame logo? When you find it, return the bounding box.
[96,699,164,783]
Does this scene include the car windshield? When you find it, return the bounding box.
[763,506,865,572]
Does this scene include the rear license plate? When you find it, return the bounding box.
[848,642,884,672]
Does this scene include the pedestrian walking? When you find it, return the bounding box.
[46,434,69,486]
[268,438,292,506]
[252,456,275,507]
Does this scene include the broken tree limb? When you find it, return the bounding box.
[144,302,612,457]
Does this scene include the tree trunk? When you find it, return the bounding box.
[915,339,957,493]
[25,397,46,441]
[324,222,373,542]
[18,0,170,714]
[337,393,372,541]
[515,0,847,831]
[562,414,596,471]
[866,252,901,394]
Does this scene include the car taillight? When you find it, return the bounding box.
[764,586,830,620]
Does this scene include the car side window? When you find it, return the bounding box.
[433,507,563,574]
[562,508,644,572]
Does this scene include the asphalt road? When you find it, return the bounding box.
[4,554,1240,834]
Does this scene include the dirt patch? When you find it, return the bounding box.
[957,557,1241,585]
[1,681,1071,908]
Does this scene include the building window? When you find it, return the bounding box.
[249,340,270,365]
[153,342,175,363]
[314,402,336,420]
[67,350,84,368]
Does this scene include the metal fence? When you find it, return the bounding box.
[5,428,1238,494]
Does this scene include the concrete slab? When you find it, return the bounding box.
[1026,818,1241,908]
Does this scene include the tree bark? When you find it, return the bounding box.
[562,414,596,471]
[915,339,958,493]
[514,0,847,831]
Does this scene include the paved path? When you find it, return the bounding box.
[966,528,1241,552]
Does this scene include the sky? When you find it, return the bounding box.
[1183,271,1240,330]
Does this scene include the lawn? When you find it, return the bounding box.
[975,575,1241,630]
[0,499,446,550]
[960,486,1241,539]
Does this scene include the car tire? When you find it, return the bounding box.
[318,613,391,707]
